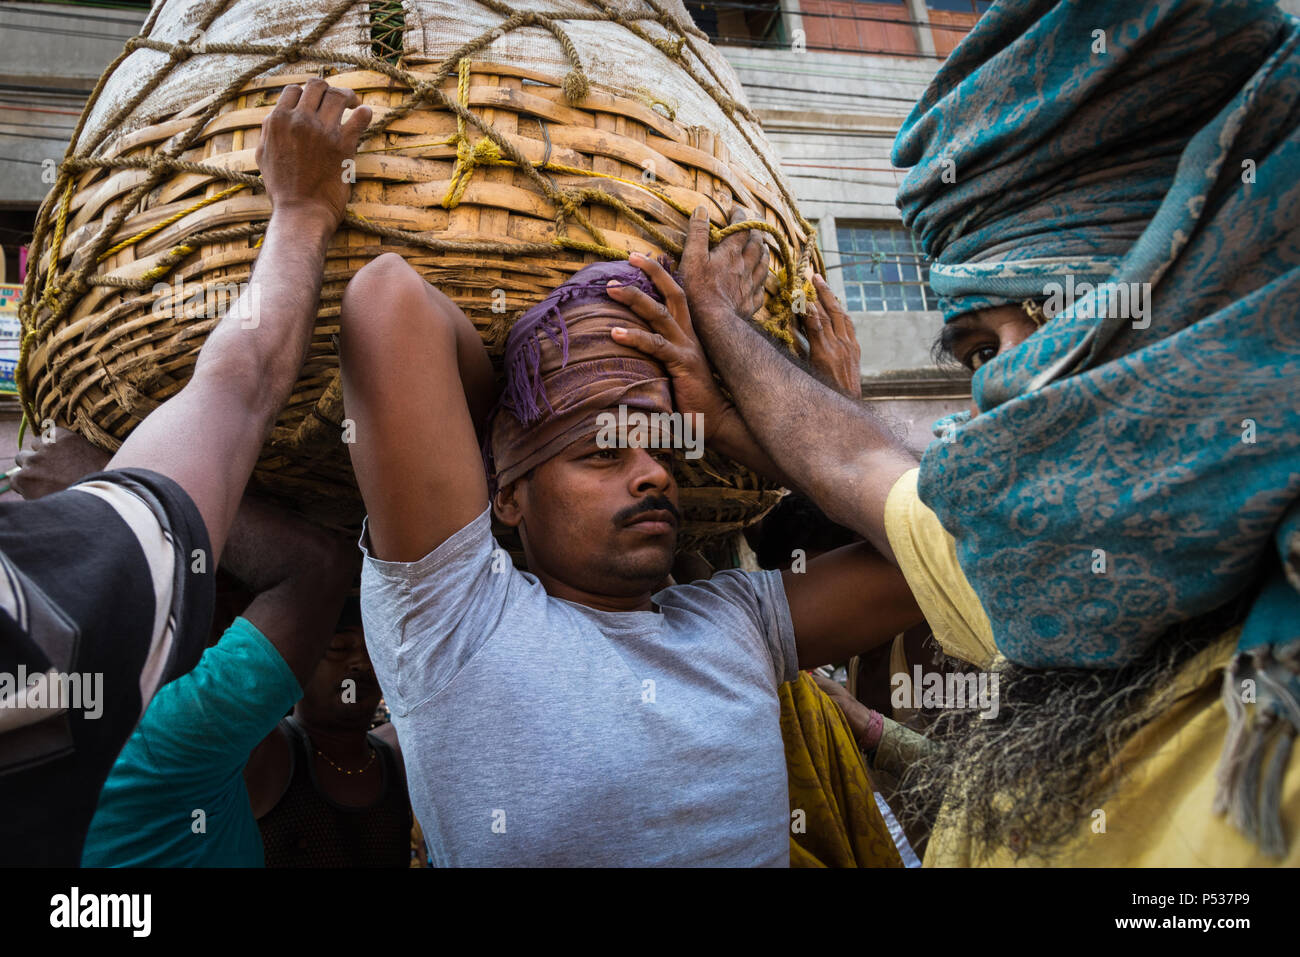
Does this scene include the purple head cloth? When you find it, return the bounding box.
[502,257,673,426]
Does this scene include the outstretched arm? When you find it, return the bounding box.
[782,544,922,669]
[219,497,357,688]
[106,79,371,564]
[680,207,917,562]
[605,256,923,663]
[339,253,496,563]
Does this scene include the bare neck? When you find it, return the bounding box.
[529,566,658,613]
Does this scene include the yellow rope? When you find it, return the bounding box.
[441,57,497,210]
[40,181,74,311]
[138,245,197,285]
[97,182,248,262]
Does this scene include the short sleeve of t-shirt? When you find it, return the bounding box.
[663,569,798,687]
[0,467,215,866]
[884,468,996,668]
[82,616,301,867]
[359,506,515,715]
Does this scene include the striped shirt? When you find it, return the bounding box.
[0,469,214,866]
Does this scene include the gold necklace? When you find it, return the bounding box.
[315,746,375,776]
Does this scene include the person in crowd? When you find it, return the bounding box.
[254,603,412,868]
[0,78,371,866]
[16,429,409,867]
[82,587,411,868]
[637,0,1299,865]
[337,240,922,866]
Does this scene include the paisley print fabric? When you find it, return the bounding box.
[891,0,1300,674]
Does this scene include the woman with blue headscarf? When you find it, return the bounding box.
[636,0,1300,865]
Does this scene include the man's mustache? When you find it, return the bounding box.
[613,496,681,527]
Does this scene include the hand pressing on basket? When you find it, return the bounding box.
[803,272,863,400]
[108,83,375,565]
[678,204,770,329]
[12,426,110,500]
[606,253,733,438]
[255,77,372,230]
[656,203,917,564]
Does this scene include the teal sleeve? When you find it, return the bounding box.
[132,616,303,766]
[81,617,303,867]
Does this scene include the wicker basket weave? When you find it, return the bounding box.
[19,0,813,544]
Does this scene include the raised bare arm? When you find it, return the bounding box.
[106,78,371,563]
[680,207,917,562]
[338,253,496,563]
[219,497,357,687]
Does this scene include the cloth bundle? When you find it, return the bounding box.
[780,673,903,868]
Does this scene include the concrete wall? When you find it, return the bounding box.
[0,3,144,206]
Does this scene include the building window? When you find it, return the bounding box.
[926,0,990,56]
[836,223,938,312]
[798,1,918,57]
[925,0,992,12]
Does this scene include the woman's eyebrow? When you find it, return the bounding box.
[934,317,981,362]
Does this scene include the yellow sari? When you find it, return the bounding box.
[780,672,902,867]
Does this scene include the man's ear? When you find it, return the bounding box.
[492,478,524,528]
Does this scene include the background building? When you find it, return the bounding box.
[688,0,986,450]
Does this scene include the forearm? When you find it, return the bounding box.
[785,543,923,668]
[192,208,335,428]
[108,209,336,559]
[219,494,345,594]
[696,311,915,559]
[222,498,355,687]
[710,406,799,492]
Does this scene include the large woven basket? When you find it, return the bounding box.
[19,0,817,544]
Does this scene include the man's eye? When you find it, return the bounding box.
[967,346,998,371]
[589,448,619,460]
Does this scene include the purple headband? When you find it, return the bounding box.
[501,257,673,426]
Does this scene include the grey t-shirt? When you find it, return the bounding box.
[359,506,799,867]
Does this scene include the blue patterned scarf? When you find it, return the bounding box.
[894,0,1300,854]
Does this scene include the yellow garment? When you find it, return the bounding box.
[779,672,902,867]
[887,634,922,726]
[884,468,1300,866]
[884,470,997,670]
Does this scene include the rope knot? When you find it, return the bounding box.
[654,37,686,60]
[470,138,501,163]
[562,70,589,104]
